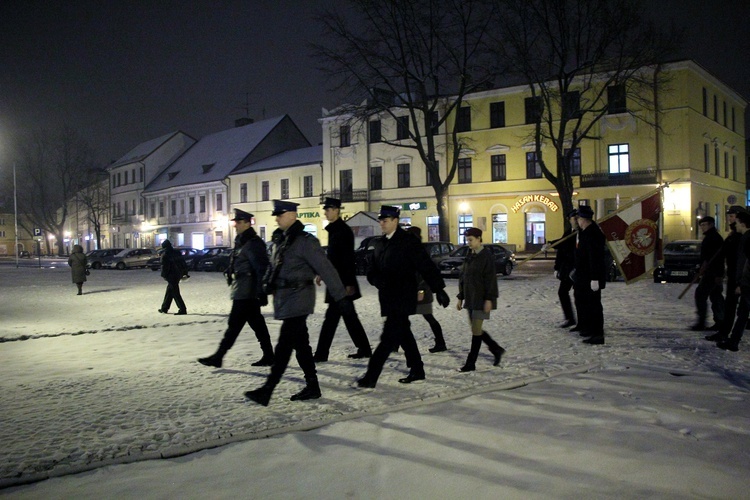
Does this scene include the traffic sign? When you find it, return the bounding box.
[33,228,42,237]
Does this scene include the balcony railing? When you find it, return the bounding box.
[579,169,657,188]
[320,189,369,203]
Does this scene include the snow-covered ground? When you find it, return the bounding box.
[1,259,749,498]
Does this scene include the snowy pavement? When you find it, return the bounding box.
[1,260,749,497]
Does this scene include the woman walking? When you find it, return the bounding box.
[456,228,504,371]
[68,244,87,295]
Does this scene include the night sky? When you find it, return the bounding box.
[0,0,748,168]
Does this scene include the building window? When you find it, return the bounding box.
[733,155,737,180]
[607,85,627,114]
[491,154,506,181]
[150,203,156,219]
[171,200,176,216]
[261,181,269,201]
[124,171,128,185]
[189,198,195,214]
[340,169,353,200]
[131,169,135,184]
[704,144,710,172]
[608,144,630,174]
[713,95,718,121]
[714,146,720,176]
[0,231,5,238]
[339,125,351,147]
[117,172,121,187]
[562,91,581,120]
[426,160,438,186]
[369,120,381,143]
[303,175,313,197]
[199,196,206,213]
[723,101,727,126]
[397,163,410,188]
[139,167,143,183]
[216,193,223,212]
[526,152,542,178]
[430,111,440,135]
[396,116,409,140]
[457,158,472,184]
[702,88,708,116]
[490,101,505,128]
[240,183,247,203]
[457,107,471,132]
[159,202,165,217]
[180,199,185,214]
[492,213,508,243]
[732,107,736,131]
[724,152,729,178]
[458,214,473,243]
[565,148,581,175]
[281,179,289,199]
[370,166,382,190]
[112,176,116,189]
[525,96,543,124]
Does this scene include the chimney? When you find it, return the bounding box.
[235,117,254,127]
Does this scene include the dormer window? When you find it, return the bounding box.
[168,171,179,181]
[202,163,215,174]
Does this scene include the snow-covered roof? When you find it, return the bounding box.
[108,131,185,169]
[144,116,289,193]
[233,145,322,174]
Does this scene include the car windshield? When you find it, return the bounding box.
[114,249,131,257]
[450,246,470,257]
[665,242,700,254]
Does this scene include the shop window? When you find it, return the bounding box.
[458,213,474,243]
[492,213,508,243]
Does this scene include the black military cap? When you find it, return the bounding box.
[231,209,254,221]
[726,205,747,215]
[271,200,299,216]
[577,205,594,219]
[322,197,342,209]
[378,205,400,219]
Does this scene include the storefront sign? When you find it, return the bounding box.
[511,194,559,213]
[298,211,320,219]
[401,202,427,211]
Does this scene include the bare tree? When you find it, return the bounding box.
[77,168,110,250]
[15,126,97,255]
[492,0,680,226]
[313,0,497,241]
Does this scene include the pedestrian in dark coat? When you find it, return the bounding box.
[707,206,746,342]
[158,239,188,315]
[573,205,606,345]
[68,244,87,295]
[356,206,450,388]
[198,209,274,368]
[314,198,372,361]
[692,216,725,331]
[245,200,350,406]
[405,226,447,353]
[456,228,504,371]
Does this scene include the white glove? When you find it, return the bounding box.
[590,280,600,292]
[541,244,550,252]
[554,270,560,279]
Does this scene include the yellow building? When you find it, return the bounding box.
[314,60,745,251]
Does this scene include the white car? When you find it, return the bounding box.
[103,248,156,270]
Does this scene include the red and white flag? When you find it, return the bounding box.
[598,189,662,284]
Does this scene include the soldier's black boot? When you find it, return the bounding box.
[290,377,322,401]
[481,331,505,366]
[245,383,275,406]
[459,335,482,372]
[251,342,275,366]
[198,348,227,368]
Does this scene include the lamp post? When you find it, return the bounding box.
[13,162,18,268]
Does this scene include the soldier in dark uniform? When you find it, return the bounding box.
[549,209,579,329]
[356,205,450,388]
[197,209,274,368]
[573,205,606,345]
[313,197,372,362]
[707,206,746,342]
[692,216,725,331]
[245,200,351,406]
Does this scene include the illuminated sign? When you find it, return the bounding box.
[511,194,559,213]
[401,202,427,211]
[298,211,320,219]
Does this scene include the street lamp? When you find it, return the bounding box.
[13,163,18,268]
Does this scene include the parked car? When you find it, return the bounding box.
[103,248,156,270]
[653,239,702,283]
[86,248,124,269]
[354,237,455,275]
[195,248,233,272]
[17,250,31,258]
[193,246,231,269]
[437,244,516,278]
[147,247,202,271]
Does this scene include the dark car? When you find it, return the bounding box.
[354,237,455,275]
[193,246,231,269]
[195,248,233,272]
[653,239,702,283]
[147,247,201,271]
[86,248,124,269]
[437,244,516,278]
